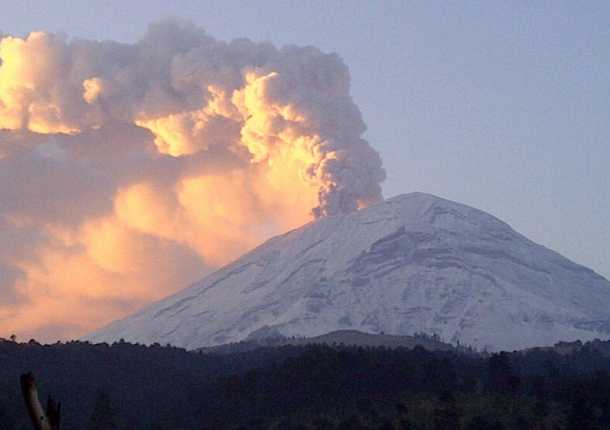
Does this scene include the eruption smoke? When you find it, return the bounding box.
[0,19,384,341]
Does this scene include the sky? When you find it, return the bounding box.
[0,1,608,340]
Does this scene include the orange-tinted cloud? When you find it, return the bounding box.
[0,19,384,342]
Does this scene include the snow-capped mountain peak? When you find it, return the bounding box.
[87,193,610,351]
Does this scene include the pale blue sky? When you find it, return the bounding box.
[3,1,609,278]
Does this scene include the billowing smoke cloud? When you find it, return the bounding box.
[0,19,385,341]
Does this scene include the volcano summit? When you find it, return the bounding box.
[88,193,610,351]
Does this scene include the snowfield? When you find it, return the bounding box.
[87,193,610,351]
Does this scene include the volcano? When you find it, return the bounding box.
[87,193,610,351]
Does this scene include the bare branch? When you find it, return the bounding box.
[20,373,60,430]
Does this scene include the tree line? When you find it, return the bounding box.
[1,337,610,429]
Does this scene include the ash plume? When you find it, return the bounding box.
[0,19,384,340]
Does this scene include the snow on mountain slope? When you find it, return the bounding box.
[86,193,610,351]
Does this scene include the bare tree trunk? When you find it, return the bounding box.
[20,373,61,430]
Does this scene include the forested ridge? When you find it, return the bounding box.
[1,337,610,429]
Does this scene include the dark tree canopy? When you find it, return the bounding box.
[1,337,610,429]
